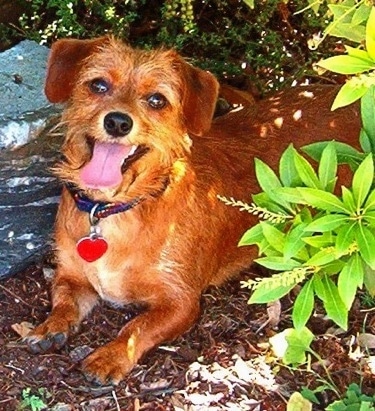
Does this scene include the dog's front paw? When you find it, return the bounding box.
[24,318,74,353]
[82,342,134,385]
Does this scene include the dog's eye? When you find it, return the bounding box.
[147,93,167,109]
[89,78,110,94]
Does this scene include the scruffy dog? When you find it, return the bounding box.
[25,36,361,385]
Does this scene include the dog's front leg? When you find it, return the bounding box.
[25,269,99,353]
[82,293,200,385]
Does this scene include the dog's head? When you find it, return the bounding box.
[46,37,219,199]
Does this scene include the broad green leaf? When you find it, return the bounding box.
[284,327,314,365]
[255,256,300,271]
[356,224,375,269]
[313,275,326,301]
[297,188,349,213]
[293,149,321,189]
[279,144,302,187]
[302,141,363,165]
[305,214,348,232]
[338,255,363,309]
[305,248,338,266]
[351,253,365,288]
[300,388,320,405]
[255,158,282,194]
[238,224,263,246]
[351,4,372,27]
[335,222,357,255]
[364,265,375,296]
[273,187,307,205]
[365,7,375,61]
[260,222,285,253]
[292,279,315,330]
[317,55,375,74]
[318,142,337,192]
[363,211,375,226]
[359,129,372,153]
[352,153,374,209]
[303,232,334,249]
[341,186,356,212]
[252,192,289,214]
[364,189,375,211]
[361,86,375,150]
[286,392,312,411]
[320,275,348,330]
[242,0,254,9]
[345,45,372,61]
[328,3,355,23]
[328,22,366,43]
[284,223,308,260]
[249,281,295,304]
[331,81,368,110]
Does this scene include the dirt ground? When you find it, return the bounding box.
[0,258,374,411]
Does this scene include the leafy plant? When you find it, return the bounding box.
[316,4,375,109]
[325,383,375,410]
[19,388,48,411]
[220,84,375,365]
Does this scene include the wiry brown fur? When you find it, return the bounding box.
[26,36,361,385]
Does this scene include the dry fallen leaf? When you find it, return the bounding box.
[11,321,34,338]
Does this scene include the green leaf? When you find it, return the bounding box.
[318,55,375,75]
[331,81,368,110]
[318,142,337,192]
[297,188,349,213]
[365,189,375,211]
[365,7,375,61]
[286,392,313,411]
[238,224,263,247]
[260,222,285,253]
[303,141,364,166]
[335,222,357,255]
[255,256,300,271]
[356,224,375,269]
[359,129,372,153]
[284,327,314,365]
[320,275,348,330]
[351,4,372,27]
[273,187,307,205]
[342,186,356,212]
[293,149,321,189]
[279,144,302,187]
[249,281,296,304]
[242,0,254,9]
[255,158,282,194]
[305,248,338,266]
[305,214,348,232]
[284,223,308,260]
[303,232,334,249]
[338,255,364,309]
[352,153,374,209]
[361,86,375,151]
[364,265,375,296]
[292,279,315,330]
[328,22,366,43]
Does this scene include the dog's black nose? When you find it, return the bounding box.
[104,112,133,137]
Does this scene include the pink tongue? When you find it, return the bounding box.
[80,142,133,189]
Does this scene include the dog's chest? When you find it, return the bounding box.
[84,259,132,305]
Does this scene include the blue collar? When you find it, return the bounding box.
[66,184,143,222]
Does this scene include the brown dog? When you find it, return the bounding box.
[25,36,361,385]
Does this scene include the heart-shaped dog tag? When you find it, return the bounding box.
[76,236,108,262]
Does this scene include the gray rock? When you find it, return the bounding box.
[0,40,62,278]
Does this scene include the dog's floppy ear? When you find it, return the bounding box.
[178,59,219,136]
[45,37,109,103]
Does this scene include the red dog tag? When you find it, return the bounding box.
[76,235,108,262]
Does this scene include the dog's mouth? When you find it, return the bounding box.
[80,139,148,189]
